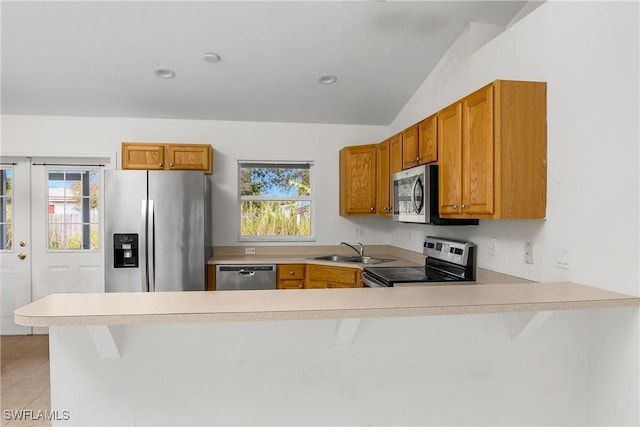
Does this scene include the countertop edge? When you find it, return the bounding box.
[14,283,640,327]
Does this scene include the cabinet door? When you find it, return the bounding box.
[306,265,358,286]
[277,264,305,289]
[121,143,165,170]
[418,115,437,165]
[437,103,463,215]
[304,281,328,289]
[462,85,494,215]
[166,144,212,174]
[401,124,419,169]
[279,280,305,290]
[376,141,391,215]
[339,145,377,215]
[389,133,403,175]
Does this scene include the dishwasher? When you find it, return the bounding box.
[215,265,277,290]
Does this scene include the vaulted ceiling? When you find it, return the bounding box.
[2,1,537,125]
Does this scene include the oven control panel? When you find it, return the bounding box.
[423,236,474,266]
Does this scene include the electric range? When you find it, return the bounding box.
[362,236,476,287]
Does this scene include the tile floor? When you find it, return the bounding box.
[1,335,51,427]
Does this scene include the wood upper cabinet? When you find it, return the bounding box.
[305,264,362,289]
[166,144,213,173]
[341,136,402,217]
[438,102,464,215]
[418,115,438,165]
[402,115,437,169]
[339,144,377,215]
[437,80,547,219]
[122,142,213,174]
[121,143,166,171]
[376,140,391,215]
[277,264,305,290]
[387,133,403,212]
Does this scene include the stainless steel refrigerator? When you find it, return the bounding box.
[105,170,211,292]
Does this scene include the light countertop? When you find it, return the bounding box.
[14,281,639,327]
[208,244,425,269]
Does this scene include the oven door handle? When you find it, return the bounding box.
[361,272,390,288]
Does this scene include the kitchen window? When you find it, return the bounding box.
[47,169,100,250]
[238,161,314,241]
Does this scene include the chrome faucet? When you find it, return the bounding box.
[340,241,365,257]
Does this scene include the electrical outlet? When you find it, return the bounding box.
[489,237,496,256]
[524,241,533,264]
[353,227,364,238]
[244,247,256,255]
[555,248,571,270]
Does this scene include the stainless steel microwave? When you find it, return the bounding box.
[392,164,478,226]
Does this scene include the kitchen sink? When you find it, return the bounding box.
[312,255,395,265]
[354,256,395,264]
[312,255,354,262]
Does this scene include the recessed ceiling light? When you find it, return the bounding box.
[203,53,221,64]
[153,68,176,79]
[318,74,338,85]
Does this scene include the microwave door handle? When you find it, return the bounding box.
[411,177,420,213]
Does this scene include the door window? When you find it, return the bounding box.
[0,168,13,251]
[47,169,100,250]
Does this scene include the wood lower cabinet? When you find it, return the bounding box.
[122,142,213,174]
[207,264,216,291]
[277,264,305,289]
[437,80,547,219]
[305,264,362,289]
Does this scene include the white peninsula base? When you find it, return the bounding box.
[48,308,637,426]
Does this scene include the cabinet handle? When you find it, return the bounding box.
[289,271,295,275]
[298,283,303,288]
[370,207,375,212]
[169,163,174,167]
[461,204,466,209]
[415,156,420,162]
[158,163,163,167]
[453,204,458,210]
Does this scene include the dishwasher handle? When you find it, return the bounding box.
[217,265,276,272]
[238,270,255,277]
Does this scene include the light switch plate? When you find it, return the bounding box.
[489,237,496,256]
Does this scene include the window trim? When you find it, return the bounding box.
[238,160,315,242]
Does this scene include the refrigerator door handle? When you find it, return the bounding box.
[140,200,149,292]
[148,200,155,292]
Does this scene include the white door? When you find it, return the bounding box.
[0,159,31,335]
[1,156,109,335]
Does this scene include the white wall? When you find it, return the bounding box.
[387,2,640,424]
[0,115,391,246]
[389,1,639,296]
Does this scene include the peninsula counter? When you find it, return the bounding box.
[14,282,640,426]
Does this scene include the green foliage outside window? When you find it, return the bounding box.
[239,162,313,240]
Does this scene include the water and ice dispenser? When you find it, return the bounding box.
[113,233,139,268]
